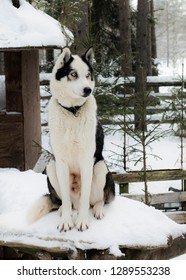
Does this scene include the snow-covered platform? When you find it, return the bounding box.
[0,169,186,259]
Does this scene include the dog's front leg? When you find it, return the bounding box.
[75,162,93,231]
[56,160,74,231]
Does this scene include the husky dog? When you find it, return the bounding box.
[28,47,115,231]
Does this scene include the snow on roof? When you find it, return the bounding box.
[0,0,73,49]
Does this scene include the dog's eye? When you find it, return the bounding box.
[86,72,91,78]
[70,71,78,78]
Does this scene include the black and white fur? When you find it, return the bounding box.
[28,47,115,231]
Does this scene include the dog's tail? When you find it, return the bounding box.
[27,195,58,224]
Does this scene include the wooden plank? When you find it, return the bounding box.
[122,192,186,204]
[22,50,41,170]
[0,46,62,52]
[113,169,186,184]
[166,212,186,224]
[120,234,186,260]
[0,247,4,259]
[40,79,185,87]
[0,113,22,122]
[1,50,41,170]
[0,234,186,260]
[39,74,186,87]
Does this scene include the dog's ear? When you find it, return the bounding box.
[82,47,94,65]
[61,47,72,65]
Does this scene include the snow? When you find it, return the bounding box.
[0,0,73,48]
[0,168,185,257]
[98,73,186,87]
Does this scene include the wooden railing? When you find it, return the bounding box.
[113,169,186,223]
[113,169,186,188]
[39,74,186,87]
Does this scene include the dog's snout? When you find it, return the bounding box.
[83,87,92,97]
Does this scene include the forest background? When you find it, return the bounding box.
[1,1,186,90]
[29,0,186,75]
[28,0,186,124]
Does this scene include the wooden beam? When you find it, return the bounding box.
[0,234,186,260]
[113,169,186,184]
[122,192,186,204]
[1,50,41,170]
[166,212,186,224]
[0,46,62,52]
[120,234,186,260]
[21,50,41,170]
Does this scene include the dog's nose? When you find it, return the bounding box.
[83,87,92,97]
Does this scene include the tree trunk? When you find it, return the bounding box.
[119,0,132,76]
[73,1,90,53]
[46,49,54,72]
[150,0,157,60]
[166,1,170,67]
[147,1,152,75]
[90,0,103,64]
[135,0,149,131]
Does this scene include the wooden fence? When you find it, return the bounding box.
[113,169,186,223]
[39,73,186,125]
[39,74,186,87]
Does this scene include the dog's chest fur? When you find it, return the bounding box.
[48,95,97,169]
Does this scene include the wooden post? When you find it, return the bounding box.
[182,179,186,210]
[184,179,186,191]
[1,50,41,170]
[119,183,129,194]
[21,50,41,169]
[2,52,24,169]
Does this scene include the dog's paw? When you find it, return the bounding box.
[57,216,74,232]
[75,213,89,231]
[93,202,104,219]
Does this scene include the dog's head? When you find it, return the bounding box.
[50,47,95,107]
